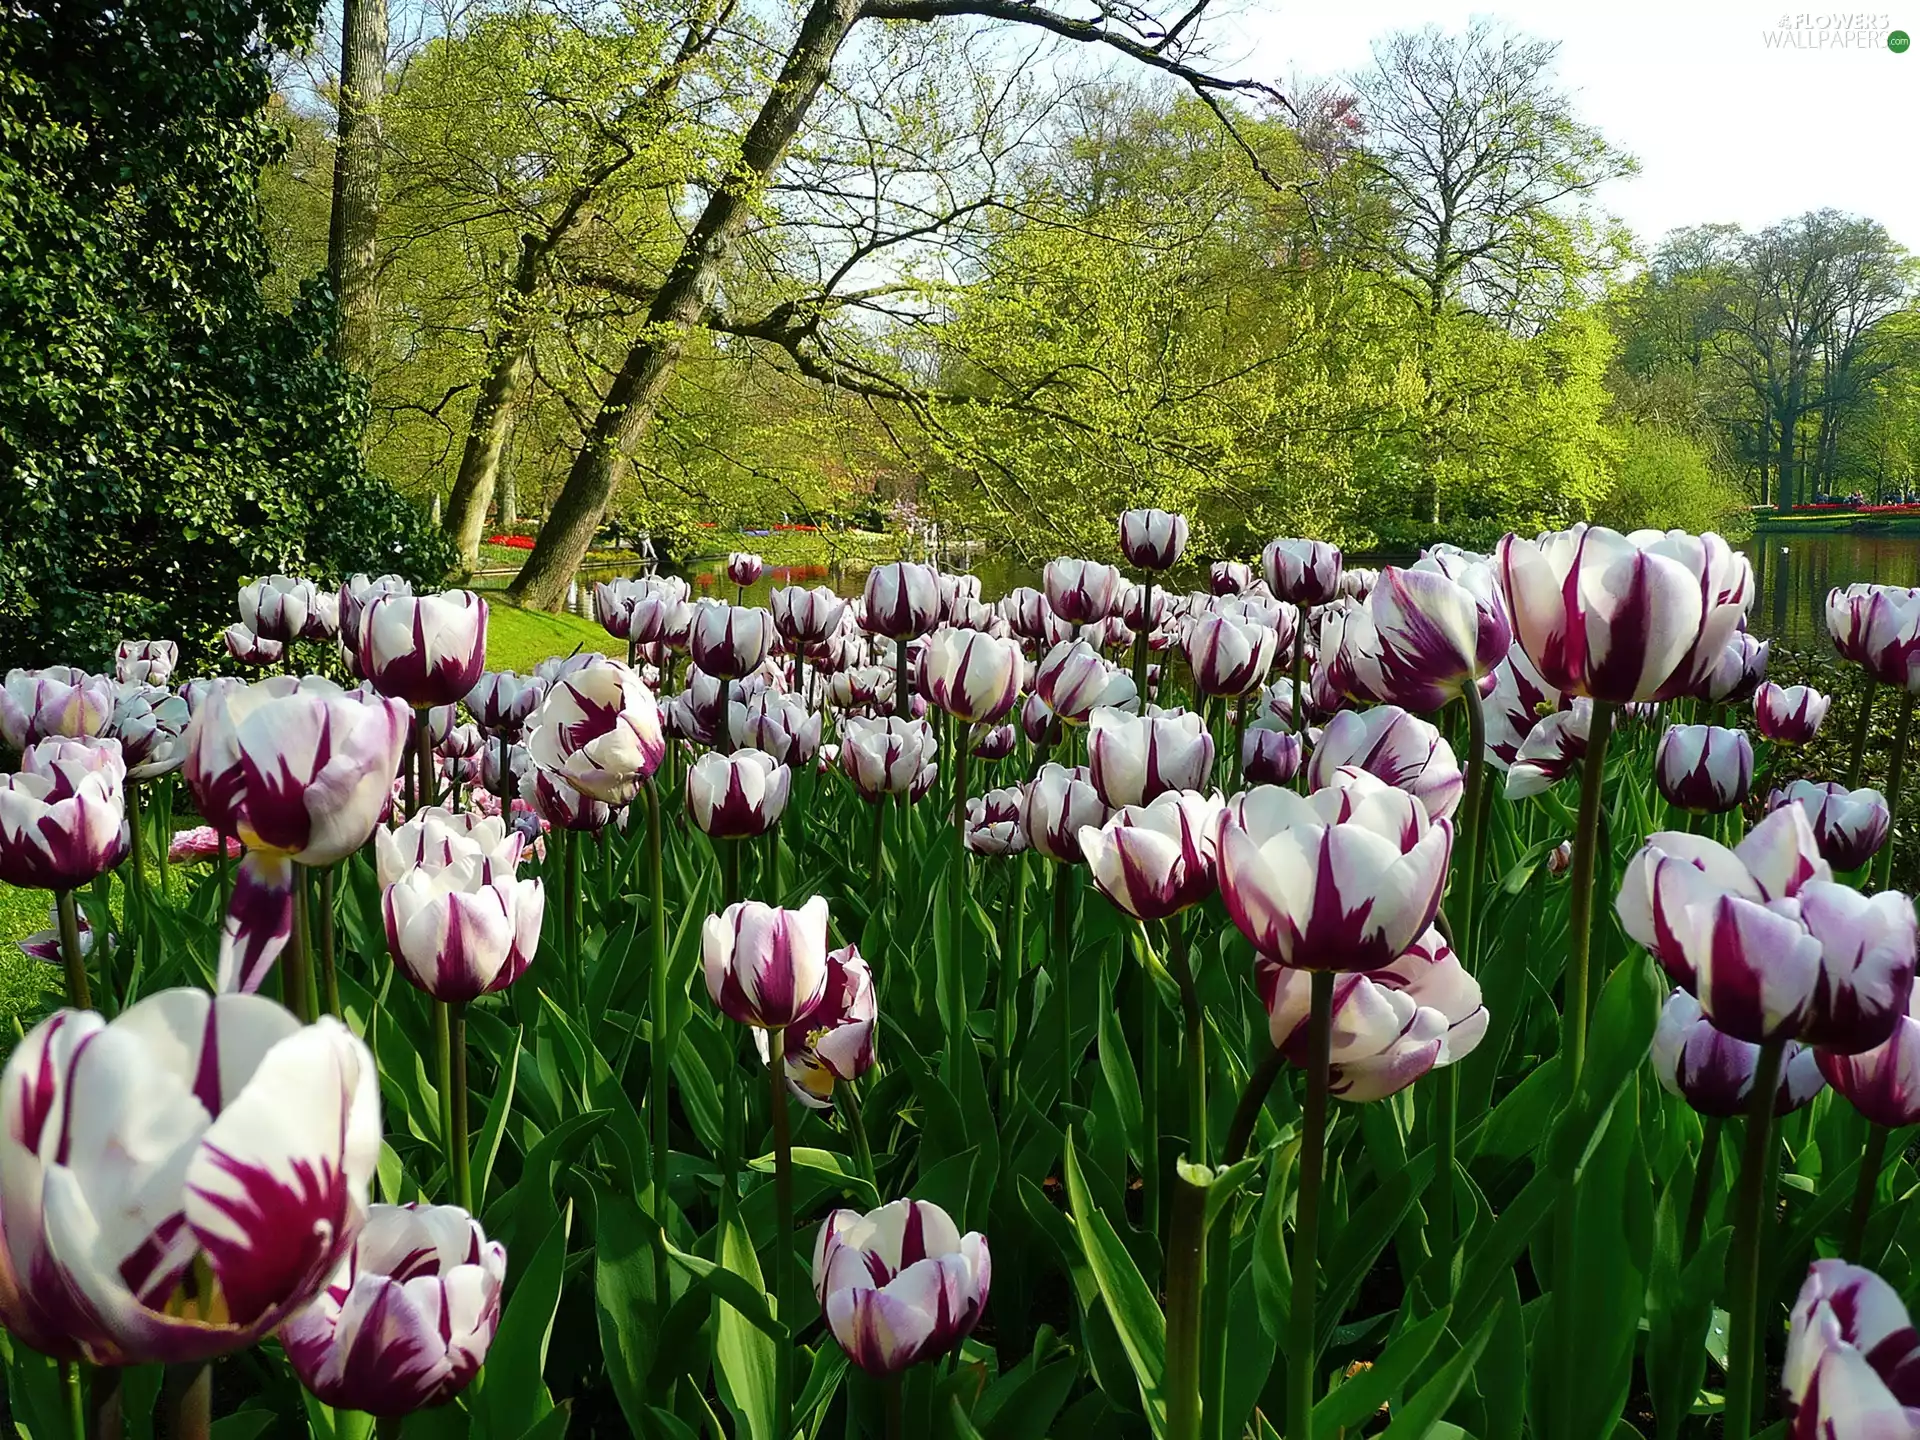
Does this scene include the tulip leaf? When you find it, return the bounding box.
[794,1344,848,1435]
[1097,962,1144,1157]
[207,1412,276,1440]
[473,1028,522,1206]
[471,1204,569,1440]
[712,1214,781,1440]
[1320,1153,1433,1351]
[664,1235,788,1342]
[1313,1305,1452,1433]
[592,1181,665,1435]
[748,1145,881,1210]
[1064,1132,1169,1438]
[1376,1301,1503,1440]
[1253,1136,1301,1343]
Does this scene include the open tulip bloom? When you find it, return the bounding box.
[357,589,490,708]
[1118,508,1188,569]
[1653,990,1824,1118]
[1360,558,1510,711]
[109,684,191,780]
[730,692,822,765]
[686,749,792,839]
[1308,706,1463,821]
[1769,780,1892,872]
[1754,681,1832,744]
[1079,789,1224,921]
[1781,1261,1920,1434]
[703,896,832,1030]
[522,659,665,806]
[1036,640,1136,724]
[813,1199,990,1377]
[759,944,876,1107]
[839,715,937,801]
[1,667,116,751]
[863,562,941,639]
[1655,723,1753,814]
[965,786,1028,855]
[0,736,130,892]
[772,584,847,644]
[114,640,180,688]
[1502,701,1593,799]
[1184,613,1278,697]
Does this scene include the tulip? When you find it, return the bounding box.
[595,578,647,639]
[1241,723,1304,786]
[281,1203,505,1416]
[1495,524,1752,703]
[1260,927,1488,1101]
[1185,613,1279,697]
[438,722,484,761]
[690,601,775,679]
[377,808,523,882]
[1,668,115,752]
[1261,538,1343,606]
[703,896,832,1028]
[728,551,765,587]
[519,760,612,832]
[0,990,379,1364]
[828,665,895,714]
[666,669,733,743]
[1121,581,1175,635]
[338,574,413,643]
[1655,724,1753,814]
[107,684,190,780]
[1308,706,1462,821]
[1826,583,1920,688]
[1754,681,1831,743]
[1085,616,1134,653]
[1341,567,1380,601]
[965,787,1028,855]
[1079,789,1224,921]
[168,825,245,866]
[924,628,1022,723]
[467,671,547,738]
[1209,560,1253,596]
[1616,804,1917,1052]
[383,847,543,1001]
[483,740,530,798]
[1315,599,1391,706]
[761,945,877,1107]
[239,574,318,642]
[1024,763,1109,863]
[595,578,693,649]
[1781,1261,1920,1434]
[998,587,1067,646]
[936,572,984,623]
[358,590,489,708]
[863,562,941,639]
[522,659,665,806]
[1503,703,1593,799]
[839,715,937,801]
[1217,770,1453,971]
[687,750,792,839]
[1768,780,1890,871]
[730,693,823,765]
[772,585,847,644]
[114,640,179,687]
[1363,559,1510,711]
[1690,628,1769,705]
[1118,508,1189,569]
[1044,558,1126,625]
[971,723,1016,761]
[1652,990,1824,1117]
[1484,647,1564,769]
[813,1199,990,1376]
[1020,692,1063,748]
[0,737,130,892]
[1087,706,1212,808]
[1035,640,1136,724]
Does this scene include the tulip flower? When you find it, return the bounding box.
[0,736,130,892]
[702,895,831,1029]
[1084,616,1134,653]
[972,723,1016,761]
[0,989,379,1364]
[338,574,412,643]
[1,668,115,751]
[522,659,665,806]
[1261,538,1344,606]
[1242,722,1304,786]
[1362,559,1510,711]
[1546,839,1573,876]
[358,590,489,708]
[687,750,792,839]
[1483,648,1564,770]
[483,740,531,799]
[1217,770,1453,971]
[1768,780,1890,871]
[1781,1261,1920,1434]
[376,808,524,886]
[1079,789,1224,921]
[467,671,548,737]
[925,628,1022,723]
[1655,724,1753,814]
[1118,508,1189,569]
[1315,599,1391,707]
[728,551,765,587]
[772,585,847,645]
[863,562,941,639]
[1826,583,1920,688]
[730,693,822,765]
[1503,703,1594,799]
[1020,691,1063,748]
[965,786,1028,855]
[813,1199,991,1377]
[1121,581,1175,635]
[1025,763,1109,863]
[1812,984,1920,1129]
[383,850,544,1002]
[17,901,111,968]
[761,944,877,1107]
[1617,804,1917,1052]
[519,760,612,832]
[998,587,1069,646]
[114,640,178,687]
[107,684,190,780]
[1035,640,1136,724]
[1260,927,1487,1101]
[1341,567,1380,601]
[936,571,985,622]
[1754,681,1831,743]
[839,715,937,801]
[1087,706,1212,808]
[239,574,318,642]
[1044,557,1126,625]
[1209,561,1252,596]
[1186,613,1279,697]
[1495,524,1752,703]
[828,665,896,714]
[1652,990,1824,1118]
[690,601,775,679]
[281,1203,505,1417]
[1308,706,1462,821]
[1690,628,1769,705]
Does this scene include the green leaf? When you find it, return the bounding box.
[473,1026,522,1206]
[662,1237,788,1342]
[713,1214,780,1440]
[592,1182,664,1435]
[471,1204,568,1440]
[1378,1302,1503,1440]
[749,1145,881,1209]
[1313,1305,1453,1434]
[1098,966,1144,1152]
[1064,1133,1168,1437]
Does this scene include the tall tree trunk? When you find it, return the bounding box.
[327,0,387,374]
[1777,374,1802,511]
[508,0,866,611]
[444,241,543,570]
[500,460,517,530]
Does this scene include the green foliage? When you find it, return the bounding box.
[1591,421,1753,537]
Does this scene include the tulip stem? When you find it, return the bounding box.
[433,1000,463,1206]
[843,1078,878,1191]
[1141,932,1162,1241]
[1165,1164,1208,1440]
[162,1362,210,1440]
[127,779,149,897]
[884,1374,905,1440]
[60,1360,83,1440]
[287,866,315,1025]
[1287,969,1335,1440]
[1845,1121,1890,1262]
[1874,690,1915,893]
[1560,699,1616,1096]
[645,779,673,1299]
[1052,863,1074,1109]
[451,1001,472,1212]
[895,633,911,720]
[947,743,971,1073]
[999,849,1028,1114]
[414,705,435,815]
[1291,604,1312,741]
[865,799,888,946]
[564,827,582,1003]
[318,867,340,1019]
[1224,1045,1288,1165]
[769,1027,794,1440]
[54,889,91,1011]
[376,1416,404,1440]
[1168,919,1207,1164]
[1682,1117,1723,1258]
[1133,590,1152,706]
[1230,692,1249,793]
[1724,1036,1786,1440]
[1847,675,1877,790]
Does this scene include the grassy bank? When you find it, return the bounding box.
[1754,513,1920,536]
[691,527,897,568]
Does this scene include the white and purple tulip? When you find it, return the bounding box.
[965,787,1029,856]
[687,750,792,840]
[383,851,543,1002]
[1044,558,1127,626]
[1655,724,1753,815]
[1482,646,1564,770]
[521,659,665,806]
[1035,640,1136,725]
[1242,723,1305,787]
[1690,628,1769,705]
[1503,702,1594,799]
[518,760,612,833]
[772,585,847,645]
[1086,706,1213,809]
[1768,780,1891,872]
[839,715,937,802]
[1,668,116,751]
[727,551,765,587]
[1827,583,1920,689]
[730,693,822,766]
[1816,988,1920,1129]
[338,574,412,646]
[376,808,524,886]
[1209,561,1252,596]
[1308,706,1462,822]
[1363,556,1510,711]
[1024,764,1109,863]
[1754,682,1832,744]
[1185,613,1278,698]
[972,723,1017,761]
[1652,990,1824,1118]
[924,628,1023,724]
[813,1200,990,1377]
[357,590,489,708]
[466,671,548,738]
[1118,508,1189,570]
[1781,1260,1920,1434]
[239,575,318,643]
[0,737,130,891]
[114,640,179,688]
[702,896,832,1029]
[762,944,877,1107]
[690,602,775,680]
[107,684,190,780]
[1079,789,1225,921]
[863,562,942,640]
[1261,538,1344,606]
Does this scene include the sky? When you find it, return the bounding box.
[1217,0,1920,253]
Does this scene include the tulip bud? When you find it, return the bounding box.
[1768,779,1890,871]
[384,851,543,1002]
[1826,583,1920,689]
[1261,539,1343,606]
[239,574,319,643]
[1121,582,1174,634]
[1690,629,1769,705]
[863,562,941,639]
[1185,613,1279,698]
[967,723,1014,762]
[114,640,179,687]
[1024,763,1109,862]
[762,944,877,1106]
[730,693,822,766]
[687,751,792,839]
[688,601,775,680]
[1000,587,1070,648]
[1207,560,1251,596]
[1044,558,1126,625]
[466,671,548,737]
[107,684,190,780]
[839,715,937,801]
[1241,724,1304,786]
[522,660,665,805]
[1309,706,1462,821]
[1087,706,1212,808]
[1782,1261,1920,1433]
[772,585,847,645]
[358,590,489,708]
[1816,989,1920,1127]
[936,572,984,623]
[0,736,130,890]
[1484,647,1564,770]
[223,624,284,667]
[703,896,832,1028]
[1655,724,1753,814]
[1753,681,1831,744]
[924,628,1022,724]
[1079,789,1224,920]
[1546,839,1574,875]
[1652,990,1824,1117]
[813,1200,990,1376]
[338,574,412,644]
[1020,692,1063,748]
[1036,641,1136,725]
[728,551,765,587]
[965,786,1029,855]
[1118,509,1189,570]
[519,760,612,832]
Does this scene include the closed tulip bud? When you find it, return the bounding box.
[730,693,822,765]
[1365,558,1510,711]
[1118,508,1189,569]
[703,895,832,1028]
[466,671,548,737]
[1044,558,1126,625]
[687,751,792,839]
[828,665,895,714]
[1241,724,1304,786]
[282,1203,505,1417]
[223,624,284,667]
[1087,706,1212,808]
[1484,647,1564,770]
[1496,524,1752,704]
[1618,804,1918,1051]
[728,552,764,587]
[1260,927,1487,1101]
[971,723,1016,762]
[358,590,489,707]
[1218,771,1453,971]
[1816,989,1920,1127]
[0,737,130,890]
[1261,539,1343,606]
[1309,706,1462,821]
[519,760,611,832]
[839,715,937,801]
[924,628,1022,724]
[1754,681,1831,744]
[239,574,318,643]
[338,574,412,644]
[1079,789,1224,920]
[376,808,524,887]
[383,850,543,1001]
[1341,567,1380,601]
[1121,582,1174,633]
[813,1200,990,1377]
[1782,1261,1920,1433]
[936,571,984,622]
[1208,560,1252,596]
[438,722,485,760]
[1826,583,1920,688]
[763,945,877,1106]
[1185,613,1279,697]
[863,562,941,639]
[772,585,847,644]
[114,640,179,687]
[965,786,1028,855]
[0,990,379,1364]
[1503,702,1593,799]
[522,660,665,805]
[1036,641,1135,725]
[689,602,774,680]
[1021,691,1063,747]
[1025,763,1109,862]
[1768,780,1890,871]
[1655,724,1753,814]
[107,684,190,780]
[1690,629,1769,704]
[1653,990,1824,1117]
[482,741,529,797]
[1546,839,1574,875]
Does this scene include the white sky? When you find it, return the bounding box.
[1215,0,1920,254]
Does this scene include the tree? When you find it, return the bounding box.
[327,0,387,373]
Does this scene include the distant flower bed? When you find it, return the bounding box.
[485,534,535,550]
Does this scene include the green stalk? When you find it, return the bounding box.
[55,889,91,1010]
[1165,1167,1209,1440]
[1133,586,1153,706]
[1223,1046,1288,1165]
[377,1415,404,1440]
[1682,1118,1723,1258]
[885,1374,905,1440]
[1168,919,1207,1163]
[769,1027,795,1440]
[61,1360,84,1440]
[1847,675,1877,790]
[318,866,340,1019]
[895,634,912,719]
[287,865,315,1025]
[1434,681,1489,1276]
[1723,1037,1788,1440]
[843,1079,878,1191]
[948,742,972,1071]
[1230,692,1249,793]
[645,779,673,1298]
[451,1002,472,1211]
[998,849,1028,1114]
[434,1000,458,1201]
[216,829,233,915]
[162,1364,210,1440]
[564,826,582,1004]
[413,705,433,817]
[126,779,149,897]
[1141,935,1162,1240]
[1845,1121,1891,1262]
[1287,970,1336,1440]
[1291,605,1312,740]
[1875,690,1915,892]
[1052,863,1075,1108]
[865,797,888,944]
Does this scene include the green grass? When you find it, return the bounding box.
[485,598,623,673]
[0,884,60,1033]
[701,528,895,567]
[1754,513,1920,536]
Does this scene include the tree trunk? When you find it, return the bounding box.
[327,0,387,374]
[500,459,517,530]
[443,241,543,570]
[507,0,866,610]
